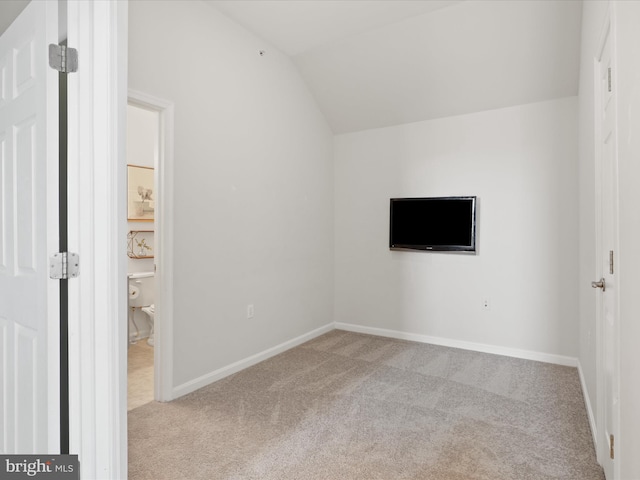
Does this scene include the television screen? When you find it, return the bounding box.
[389,196,476,252]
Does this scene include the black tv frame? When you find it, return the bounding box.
[389,196,477,253]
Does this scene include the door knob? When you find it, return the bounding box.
[591,278,606,292]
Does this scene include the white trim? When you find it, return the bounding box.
[172,321,582,401]
[127,89,175,403]
[66,0,127,478]
[335,323,579,367]
[578,360,598,451]
[172,324,334,399]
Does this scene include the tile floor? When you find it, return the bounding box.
[128,340,154,411]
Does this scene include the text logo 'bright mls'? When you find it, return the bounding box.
[1,455,79,479]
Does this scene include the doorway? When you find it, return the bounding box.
[126,103,158,410]
[127,91,175,407]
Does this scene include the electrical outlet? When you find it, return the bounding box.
[247,304,254,319]
[482,298,491,311]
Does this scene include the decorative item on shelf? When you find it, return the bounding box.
[128,230,154,259]
[127,164,155,221]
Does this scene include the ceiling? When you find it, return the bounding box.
[0,0,29,35]
[208,0,583,134]
[209,1,465,57]
[1,1,583,135]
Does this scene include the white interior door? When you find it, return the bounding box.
[594,19,619,480]
[0,0,60,453]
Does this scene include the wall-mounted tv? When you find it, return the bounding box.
[389,196,477,252]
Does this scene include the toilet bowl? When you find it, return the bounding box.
[142,304,155,346]
[128,272,155,345]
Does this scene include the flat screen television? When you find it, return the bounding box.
[389,196,477,252]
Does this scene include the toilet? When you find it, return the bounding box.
[142,304,155,346]
[128,272,155,346]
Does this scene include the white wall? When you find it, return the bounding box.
[128,0,334,388]
[335,97,579,358]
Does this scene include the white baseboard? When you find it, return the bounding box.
[172,323,334,399]
[578,360,598,450]
[334,322,579,367]
[171,321,581,400]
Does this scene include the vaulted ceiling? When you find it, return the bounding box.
[1,1,583,135]
[208,0,583,134]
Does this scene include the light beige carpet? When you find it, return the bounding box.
[128,330,604,480]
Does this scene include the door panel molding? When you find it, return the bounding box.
[0,0,60,454]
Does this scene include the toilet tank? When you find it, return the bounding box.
[128,272,155,307]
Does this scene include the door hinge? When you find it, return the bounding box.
[49,252,80,280]
[48,44,78,73]
[610,250,614,274]
[608,67,612,93]
[610,434,615,460]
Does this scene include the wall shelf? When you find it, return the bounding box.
[128,230,154,259]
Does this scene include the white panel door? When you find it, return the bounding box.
[594,19,618,480]
[0,1,60,453]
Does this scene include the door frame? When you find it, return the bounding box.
[66,0,128,477]
[127,90,175,403]
[593,5,620,478]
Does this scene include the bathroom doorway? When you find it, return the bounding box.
[126,91,175,410]
[126,103,158,410]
